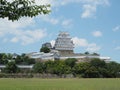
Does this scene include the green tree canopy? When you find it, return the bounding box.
[84,66,99,78]
[73,62,90,77]
[90,58,106,68]
[0,53,13,64]
[40,46,50,53]
[43,60,54,73]
[106,62,120,77]
[0,0,50,21]
[84,51,89,55]
[33,62,44,73]
[15,54,35,65]
[4,61,19,73]
[65,58,77,68]
[53,61,71,75]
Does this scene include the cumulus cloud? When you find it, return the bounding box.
[115,46,120,50]
[34,0,110,19]
[72,37,101,52]
[62,19,73,28]
[7,0,110,19]
[92,31,102,37]
[0,32,4,37]
[72,37,88,47]
[86,43,101,52]
[42,0,109,7]
[113,25,120,32]
[12,29,46,45]
[81,0,110,18]
[0,18,46,45]
[39,15,59,25]
[81,4,96,18]
[10,37,19,43]
[0,18,35,30]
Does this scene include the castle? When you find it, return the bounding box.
[27,32,110,62]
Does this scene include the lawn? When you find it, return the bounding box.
[0,78,119,90]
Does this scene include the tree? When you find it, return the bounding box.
[4,61,19,73]
[33,62,44,73]
[0,0,50,21]
[106,62,120,78]
[84,51,89,55]
[0,53,6,64]
[23,56,35,65]
[15,55,23,64]
[84,66,99,78]
[89,58,107,77]
[73,62,90,77]
[90,58,106,69]
[15,54,35,65]
[40,46,50,53]
[44,60,55,74]
[65,58,77,68]
[0,53,9,64]
[53,61,71,76]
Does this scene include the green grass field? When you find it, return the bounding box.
[0,78,120,90]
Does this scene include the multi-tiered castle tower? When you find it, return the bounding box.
[54,32,74,55]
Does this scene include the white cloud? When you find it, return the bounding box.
[115,46,120,50]
[0,18,47,45]
[72,37,88,47]
[113,25,120,32]
[0,18,35,30]
[81,0,110,18]
[72,37,101,52]
[81,4,96,18]
[16,29,46,45]
[45,0,109,7]
[10,37,19,43]
[86,43,101,52]
[62,19,73,28]
[43,0,109,19]
[92,31,102,37]
[7,0,110,20]
[32,0,110,26]
[35,0,110,19]
[0,32,4,37]
[39,15,59,25]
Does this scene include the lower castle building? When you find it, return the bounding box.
[27,32,110,63]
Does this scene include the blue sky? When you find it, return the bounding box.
[0,0,120,62]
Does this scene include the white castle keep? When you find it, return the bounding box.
[54,32,74,55]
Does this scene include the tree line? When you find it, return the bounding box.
[0,53,120,78]
[33,58,120,78]
[0,53,35,65]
